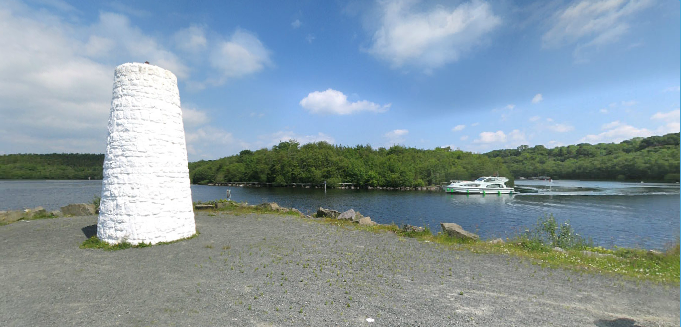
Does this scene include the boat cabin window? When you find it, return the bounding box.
[486,184,502,188]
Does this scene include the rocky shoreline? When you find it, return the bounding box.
[0,203,96,225]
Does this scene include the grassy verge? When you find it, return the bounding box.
[80,233,199,251]
[196,199,304,217]
[289,210,679,284]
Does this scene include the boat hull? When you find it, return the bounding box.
[443,187,514,194]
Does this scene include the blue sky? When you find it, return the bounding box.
[0,0,678,161]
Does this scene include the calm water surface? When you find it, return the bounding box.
[1,179,678,250]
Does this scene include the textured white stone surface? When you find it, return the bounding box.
[97,63,195,245]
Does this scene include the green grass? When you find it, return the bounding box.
[80,232,199,251]
[195,199,304,217]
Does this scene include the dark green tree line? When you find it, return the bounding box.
[485,133,680,182]
[0,153,104,180]
[188,141,512,187]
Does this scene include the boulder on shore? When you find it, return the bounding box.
[359,217,377,226]
[0,210,25,224]
[257,202,281,211]
[440,223,479,241]
[338,209,356,221]
[403,224,425,233]
[316,207,340,218]
[60,203,96,216]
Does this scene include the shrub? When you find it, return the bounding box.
[517,214,592,250]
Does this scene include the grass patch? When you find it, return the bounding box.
[195,199,304,217]
[80,232,199,251]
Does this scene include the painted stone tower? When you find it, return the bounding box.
[97,62,195,245]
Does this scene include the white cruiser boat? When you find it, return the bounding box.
[443,176,514,194]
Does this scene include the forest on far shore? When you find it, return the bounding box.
[0,133,678,185]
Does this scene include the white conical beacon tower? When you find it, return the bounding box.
[97,62,195,245]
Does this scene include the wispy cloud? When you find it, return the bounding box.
[366,0,501,72]
[532,93,543,104]
[542,0,652,61]
[209,29,273,83]
[300,89,390,115]
[452,124,466,132]
[474,130,506,143]
[384,129,409,145]
[174,25,207,53]
[259,131,335,148]
[291,19,302,29]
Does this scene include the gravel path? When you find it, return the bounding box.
[1,212,678,326]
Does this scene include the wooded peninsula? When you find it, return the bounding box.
[1,133,678,185]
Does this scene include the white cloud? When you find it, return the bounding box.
[663,86,680,93]
[505,104,515,110]
[174,25,207,53]
[532,93,543,104]
[601,120,622,129]
[621,100,637,106]
[471,122,479,126]
[460,135,469,141]
[474,130,506,143]
[599,108,608,114]
[306,34,316,43]
[300,89,390,115]
[546,123,574,133]
[0,4,112,154]
[291,19,302,28]
[384,129,409,145]
[529,115,541,122]
[581,111,680,144]
[508,129,526,142]
[209,29,272,82]
[651,109,680,134]
[580,123,653,144]
[367,0,501,71]
[260,131,335,148]
[90,12,189,78]
[181,107,209,128]
[651,109,679,121]
[185,126,250,160]
[542,0,652,60]
[452,124,466,132]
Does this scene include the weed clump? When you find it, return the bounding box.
[514,214,592,251]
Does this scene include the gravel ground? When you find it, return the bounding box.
[1,212,678,327]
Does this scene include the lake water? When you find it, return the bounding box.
[1,179,678,250]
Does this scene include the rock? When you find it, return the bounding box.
[580,250,615,258]
[359,217,377,226]
[50,210,63,217]
[194,204,215,210]
[23,207,46,219]
[0,210,25,224]
[60,203,96,216]
[489,238,505,245]
[353,211,364,222]
[647,250,662,256]
[553,247,566,253]
[338,209,356,221]
[257,202,281,211]
[216,202,228,209]
[440,223,479,241]
[403,224,424,233]
[316,207,340,218]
